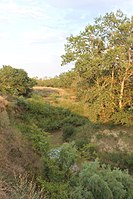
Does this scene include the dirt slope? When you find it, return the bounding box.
[0,96,42,198]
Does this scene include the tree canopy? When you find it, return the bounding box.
[61,10,133,124]
[0,65,36,96]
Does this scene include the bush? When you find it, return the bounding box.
[75,139,88,149]
[112,111,133,126]
[38,179,69,199]
[39,143,78,198]
[71,160,133,199]
[62,125,75,141]
[63,115,87,127]
[80,143,99,160]
[17,123,49,155]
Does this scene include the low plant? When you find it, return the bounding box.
[62,125,75,141]
[80,143,99,160]
[75,138,88,149]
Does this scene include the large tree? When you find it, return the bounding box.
[61,10,133,123]
[0,65,36,96]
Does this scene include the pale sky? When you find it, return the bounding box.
[0,0,132,78]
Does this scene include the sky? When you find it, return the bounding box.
[0,0,133,78]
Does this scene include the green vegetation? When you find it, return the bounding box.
[62,125,76,141]
[16,96,88,133]
[71,160,133,199]
[0,10,133,199]
[36,70,77,89]
[39,10,133,125]
[6,90,132,198]
[100,152,133,173]
[0,65,36,96]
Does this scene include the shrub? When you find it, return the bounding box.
[71,160,133,199]
[40,143,78,198]
[80,143,99,160]
[112,111,133,126]
[63,115,87,127]
[62,125,75,141]
[17,123,49,155]
[75,139,88,149]
[38,179,69,199]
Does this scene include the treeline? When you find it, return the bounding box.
[38,10,133,125]
[36,70,77,89]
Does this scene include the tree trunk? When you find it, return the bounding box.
[111,68,114,90]
[119,77,126,110]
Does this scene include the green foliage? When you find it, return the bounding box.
[61,10,133,125]
[112,111,133,126]
[9,93,133,199]
[38,179,69,199]
[16,96,88,132]
[42,143,78,181]
[100,152,133,173]
[62,115,87,126]
[39,143,78,198]
[80,143,99,160]
[75,138,89,149]
[0,65,36,96]
[36,70,77,89]
[62,125,75,141]
[71,160,133,199]
[17,123,49,155]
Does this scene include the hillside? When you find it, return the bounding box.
[0,96,44,199]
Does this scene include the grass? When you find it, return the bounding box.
[0,171,47,199]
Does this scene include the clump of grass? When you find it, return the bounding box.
[10,173,47,199]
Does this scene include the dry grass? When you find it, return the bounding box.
[10,173,47,199]
[0,96,44,199]
[0,96,9,112]
[0,172,47,199]
[0,126,43,198]
[0,178,10,199]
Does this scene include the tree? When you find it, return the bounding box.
[0,65,36,96]
[61,10,133,123]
